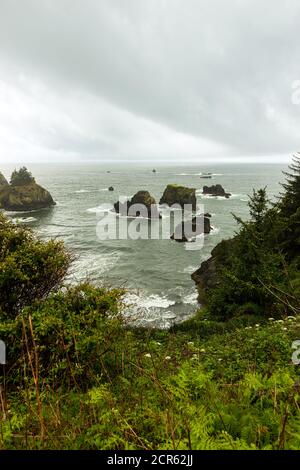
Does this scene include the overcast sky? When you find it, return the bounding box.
[0,0,299,164]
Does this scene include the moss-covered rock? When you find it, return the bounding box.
[0,181,55,212]
[159,184,196,211]
[114,190,160,218]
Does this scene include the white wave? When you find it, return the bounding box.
[87,204,114,214]
[67,251,120,283]
[123,292,178,329]
[75,188,110,194]
[162,312,177,320]
[183,291,198,305]
[124,292,176,310]
[196,193,232,200]
[210,226,220,235]
[240,198,248,202]
[11,216,37,224]
[183,265,198,274]
[196,192,211,198]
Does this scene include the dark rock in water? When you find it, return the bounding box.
[171,215,211,242]
[0,172,8,191]
[108,186,114,191]
[0,169,55,212]
[160,185,197,211]
[191,238,235,304]
[114,190,161,219]
[203,184,231,198]
[152,169,156,173]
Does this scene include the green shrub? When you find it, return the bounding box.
[0,214,72,317]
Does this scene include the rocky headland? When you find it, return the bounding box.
[0,168,55,212]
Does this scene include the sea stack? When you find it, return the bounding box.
[114,190,161,219]
[171,214,211,242]
[159,185,197,211]
[203,184,231,198]
[0,167,56,212]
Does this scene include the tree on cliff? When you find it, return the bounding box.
[280,154,300,216]
[206,165,300,320]
[10,166,35,186]
[278,154,300,259]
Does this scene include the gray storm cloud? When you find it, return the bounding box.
[0,0,299,163]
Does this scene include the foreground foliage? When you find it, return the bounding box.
[1,311,300,450]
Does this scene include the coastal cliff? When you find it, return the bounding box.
[191,238,235,304]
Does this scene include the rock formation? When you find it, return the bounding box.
[114,190,161,219]
[191,238,235,304]
[0,168,55,212]
[108,186,114,191]
[171,214,211,242]
[159,185,197,211]
[203,184,231,198]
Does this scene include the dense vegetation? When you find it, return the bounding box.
[10,167,35,186]
[0,158,299,450]
[206,156,300,320]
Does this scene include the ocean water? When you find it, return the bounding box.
[0,163,287,328]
